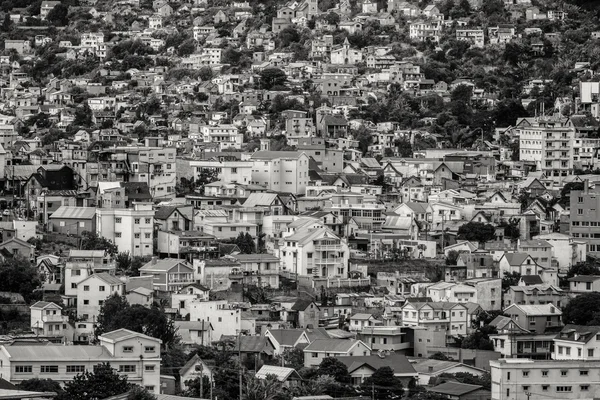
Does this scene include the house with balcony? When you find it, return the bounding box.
[229,253,281,288]
[504,303,562,334]
[349,313,381,332]
[356,326,412,353]
[489,315,554,359]
[30,301,72,342]
[401,301,472,337]
[139,258,196,292]
[278,226,349,279]
[157,230,218,260]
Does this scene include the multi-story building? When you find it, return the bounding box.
[553,325,600,361]
[188,300,242,340]
[250,151,310,195]
[279,226,349,278]
[456,28,485,48]
[76,273,125,321]
[490,358,600,400]
[139,258,196,292]
[356,326,412,353]
[409,20,441,42]
[490,315,555,360]
[30,301,72,341]
[96,202,155,257]
[504,284,567,309]
[63,250,115,307]
[325,193,386,231]
[570,182,600,256]
[401,301,472,337]
[201,125,243,150]
[0,329,161,393]
[504,303,562,334]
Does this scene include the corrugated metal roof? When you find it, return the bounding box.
[49,206,96,220]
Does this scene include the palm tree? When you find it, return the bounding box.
[244,374,281,400]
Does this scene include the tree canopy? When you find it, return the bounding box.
[562,292,600,325]
[457,222,496,244]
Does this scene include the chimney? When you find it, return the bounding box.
[151,256,157,265]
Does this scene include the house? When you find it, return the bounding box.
[96,202,155,257]
[303,339,372,367]
[139,258,196,292]
[48,206,96,235]
[255,365,302,388]
[338,353,418,385]
[76,272,124,321]
[179,354,213,392]
[568,275,600,293]
[0,329,161,393]
[155,205,194,232]
[410,358,488,386]
[401,301,472,337]
[0,237,35,262]
[503,303,562,334]
[264,329,312,355]
[175,321,213,348]
[349,313,380,332]
[30,301,71,340]
[497,253,540,277]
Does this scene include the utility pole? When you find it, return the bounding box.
[238,330,243,400]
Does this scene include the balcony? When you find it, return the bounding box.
[313,259,343,268]
[315,243,342,252]
[42,314,66,323]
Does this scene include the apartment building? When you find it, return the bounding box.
[278,226,349,278]
[63,250,115,307]
[409,20,441,42]
[191,159,253,185]
[188,300,242,340]
[76,273,125,321]
[250,151,310,195]
[96,202,155,257]
[504,284,567,308]
[401,302,471,337]
[201,125,243,150]
[0,329,161,393]
[570,182,600,256]
[325,193,386,231]
[356,326,412,352]
[490,315,555,360]
[30,301,72,340]
[456,28,485,48]
[553,325,600,361]
[490,358,600,400]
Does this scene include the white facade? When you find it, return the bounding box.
[76,273,125,321]
[188,300,242,340]
[96,203,155,257]
[250,151,310,195]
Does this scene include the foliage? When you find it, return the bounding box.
[61,363,131,400]
[317,357,351,384]
[18,378,64,395]
[562,292,600,325]
[438,372,492,391]
[0,255,41,303]
[460,326,496,351]
[394,137,413,157]
[235,232,256,254]
[95,294,179,348]
[499,218,520,241]
[80,231,118,255]
[429,352,451,361]
[182,375,211,398]
[259,68,287,90]
[265,347,304,371]
[46,3,69,25]
[457,222,496,244]
[244,373,282,400]
[445,250,460,265]
[177,39,197,57]
[566,261,600,280]
[360,366,404,399]
[502,271,521,291]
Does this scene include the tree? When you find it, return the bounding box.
[234,232,256,254]
[259,68,287,90]
[74,103,93,127]
[95,294,180,348]
[361,367,404,400]
[499,218,520,241]
[183,376,211,398]
[1,13,12,32]
[324,12,340,25]
[394,137,413,157]
[317,357,351,383]
[560,182,584,202]
[46,3,69,26]
[177,39,197,57]
[445,250,460,265]
[457,222,496,244]
[562,292,600,325]
[278,26,301,47]
[115,252,131,273]
[566,261,600,280]
[18,378,64,395]
[460,326,495,351]
[0,255,41,303]
[80,231,118,255]
[502,271,521,290]
[265,347,304,371]
[244,374,282,400]
[62,363,131,400]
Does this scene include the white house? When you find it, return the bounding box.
[76,273,125,321]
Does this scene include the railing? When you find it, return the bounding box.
[315,244,342,251]
[42,314,66,322]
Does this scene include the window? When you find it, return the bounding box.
[115,217,122,223]
[40,366,58,373]
[83,300,89,305]
[522,385,529,391]
[580,370,588,376]
[145,386,155,392]
[542,385,549,391]
[99,286,105,292]
[556,386,572,392]
[15,366,32,373]
[135,233,140,239]
[589,349,594,357]
[581,385,590,391]
[67,365,85,373]
[145,218,151,224]
[123,346,134,353]
[119,365,136,373]
[135,218,140,224]
[561,370,568,376]
[522,371,529,377]
[145,233,151,239]
[541,370,548,377]
[145,365,155,371]
[312,352,318,358]
[83,285,90,291]
[145,346,155,353]
[116,232,122,238]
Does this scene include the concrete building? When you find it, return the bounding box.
[570,182,600,257]
[188,300,242,340]
[76,273,125,321]
[303,339,371,367]
[139,258,196,292]
[503,303,562,334]
[96,202,154,257]
[0,329,161,393]
[250,151,310,195]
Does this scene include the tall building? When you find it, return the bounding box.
[570,180,600,256]
[96,203,155,257]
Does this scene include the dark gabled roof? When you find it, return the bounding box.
[291,298,318,312]
[568,275,600,282]
[338,354,416,376]
[155,205,191,221]
[429,382,484,396]
[233,336,274,354]
[520,275,544,285]
[556,324,600,344]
